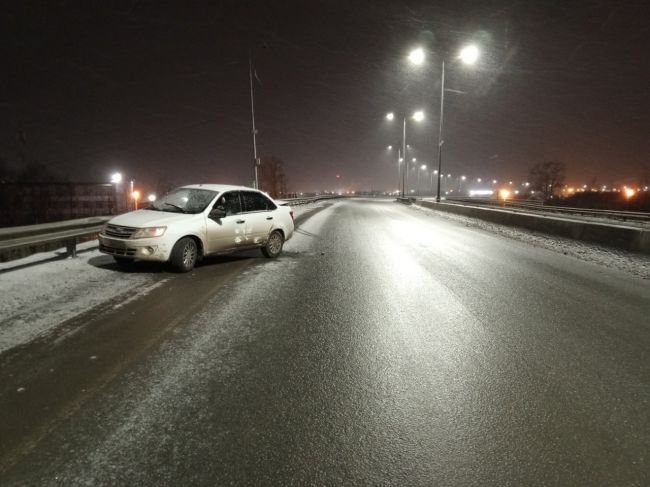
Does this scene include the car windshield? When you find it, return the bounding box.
[150,188,217,214]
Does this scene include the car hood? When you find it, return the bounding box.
[108,209,199,228]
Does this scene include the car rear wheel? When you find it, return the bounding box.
[261,230,284,258]
[170,237,198,272]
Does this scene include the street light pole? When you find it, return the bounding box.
[397,148,402,195]
[249,52,259,189]
[436,60,445,202]
[402,117,407,198]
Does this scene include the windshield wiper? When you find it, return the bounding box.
[160,202,186,213]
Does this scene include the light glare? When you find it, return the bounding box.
[408,47,425,65]
[412,110,425,122]
[386,112,395,121]
[459,45,479,65]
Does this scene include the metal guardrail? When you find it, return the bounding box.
[0,216,112,258]
[442,197,650,224]
[276,194,343,206]
[0,195,343,260]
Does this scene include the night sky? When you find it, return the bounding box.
[2,0,649,193]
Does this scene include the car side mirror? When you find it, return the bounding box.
[209,207,226,219]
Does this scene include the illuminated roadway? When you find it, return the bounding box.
[1,199,649,485]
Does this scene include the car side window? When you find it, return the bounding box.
[214,191,242,216]
[242,191,277,212]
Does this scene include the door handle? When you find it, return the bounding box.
[266,216,273,220]
[236,220,245,224]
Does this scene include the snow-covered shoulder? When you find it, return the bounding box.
[0,241,156,355]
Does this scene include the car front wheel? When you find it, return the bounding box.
[261,230,284,258]
[170,237,198,272]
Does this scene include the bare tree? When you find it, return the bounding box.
[529,161,566,200]
[258,156,287,198]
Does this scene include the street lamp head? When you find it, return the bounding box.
[408,47,425,65]
[110,172,122,184]
[461,175,466,181]
[412,110,425,122]
[387,145,392,150]
[148,194,156,202]
[421,164,427,170]
[412,158,417,162]
[386,112,395,121]
[459,44,480,65]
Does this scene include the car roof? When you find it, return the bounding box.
[180,184,262,193]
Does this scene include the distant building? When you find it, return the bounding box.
[0,182,118,227]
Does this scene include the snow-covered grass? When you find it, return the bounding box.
[0,241,156,355]
[412,203,650,280]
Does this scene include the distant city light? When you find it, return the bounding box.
[624,188,635,198]
[386,112,395,121]
[499,189,510,200]
[148,194,156,202]
[387,145,392,150]
[420,164,427,170]
[469,189,494,197]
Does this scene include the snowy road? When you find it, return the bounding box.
[1,199,649,485]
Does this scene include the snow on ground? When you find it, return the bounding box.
[0,200,336,356]
[0,241,156,355]
[412,203,650,280]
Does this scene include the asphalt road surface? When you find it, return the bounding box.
[1,199,649,485]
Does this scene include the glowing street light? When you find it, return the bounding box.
[624,188,635,199]
[110,172,122,184]
[409,43,481,202]
[412,110,425,122]
[387,145,392,150]
[499,189,510,201]
[148,194,156,202]
[459,45,480,65]
[386,112,395,121]
[408,47,425,65]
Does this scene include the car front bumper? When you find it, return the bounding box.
[98,234,171,262]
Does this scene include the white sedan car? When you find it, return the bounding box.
[99,184,294,272]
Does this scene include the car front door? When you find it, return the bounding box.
[240,191,277,245]
[205,191,245,253]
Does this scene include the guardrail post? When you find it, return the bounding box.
[66,239,77,258]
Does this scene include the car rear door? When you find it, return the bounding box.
[240,191,276,245]
[205,191,245,253]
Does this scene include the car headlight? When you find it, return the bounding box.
[131,226,167,239]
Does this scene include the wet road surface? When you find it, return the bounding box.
[1,199,649,485]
